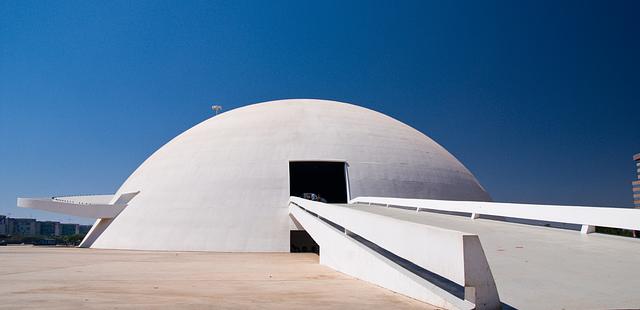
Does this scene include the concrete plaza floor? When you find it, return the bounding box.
[0,246,433,309]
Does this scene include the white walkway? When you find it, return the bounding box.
[341,203,640,310]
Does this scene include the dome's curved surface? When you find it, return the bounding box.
[91,99,490,251]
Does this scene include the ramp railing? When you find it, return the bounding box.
[350,196,640,234]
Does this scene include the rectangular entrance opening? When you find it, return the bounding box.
[288,161,349,203]
[289,161,349,253]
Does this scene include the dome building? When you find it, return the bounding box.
[24,99,491,252]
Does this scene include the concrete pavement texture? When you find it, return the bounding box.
[0,246,434,309]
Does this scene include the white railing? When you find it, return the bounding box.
[52,196,109,205]
[350,196,640,234]
[17,192,139,219]
[289,197,500,310]
[51,194,114,205]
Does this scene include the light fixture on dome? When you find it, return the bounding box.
[211,105,222,115]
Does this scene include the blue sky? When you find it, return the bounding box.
[1,1,638,224]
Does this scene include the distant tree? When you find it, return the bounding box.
[62,234,85,246]
[20,236,39,244]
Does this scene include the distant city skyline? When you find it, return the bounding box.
[1,1,639,225]
[0,214,91,237]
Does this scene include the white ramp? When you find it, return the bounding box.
[349,197,640,309]
[289,197,500,310]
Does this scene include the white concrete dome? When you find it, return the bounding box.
[90,99,490,251]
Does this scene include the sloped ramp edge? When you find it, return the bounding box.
[289,200,500,310]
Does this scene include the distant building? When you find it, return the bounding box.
[634,153,640,208]
[0,215,90,237]
[79,225,92,235]
[9,218,37,236]
[36,221,61,236]
[0,215,7,235]
[60,223,79,236]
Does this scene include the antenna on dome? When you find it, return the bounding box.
[211,105,222,115]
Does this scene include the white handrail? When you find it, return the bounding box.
[17,192,139,219]
[350,196,640,233]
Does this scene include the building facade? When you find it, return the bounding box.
[0,215,7,235]
[36,221,61,236]
[9,218,37,236]
[60,223,80,236]
[0,215,90,237]
[634,153,640,208]
[79,225,92,235]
